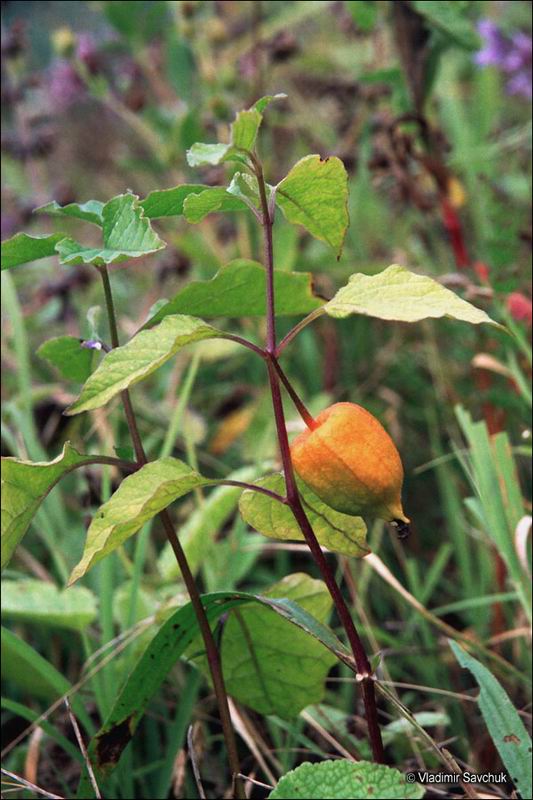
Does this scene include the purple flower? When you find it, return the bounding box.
[76,33,100,73]
[474,20,508,67]
[474,19,532,100]
[48,60,86,110]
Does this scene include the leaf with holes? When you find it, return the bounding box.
[56,193,164,266]
[325,265,501,328]
[65,315,223,415]
[268,759,425,799]
[275,155,349,258]
[239,473,369,557]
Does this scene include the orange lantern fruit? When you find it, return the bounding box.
[291,402,410,535]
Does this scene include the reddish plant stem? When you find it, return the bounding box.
[252,162,385,763]
[270,358,316,430]
[97,265,245,799]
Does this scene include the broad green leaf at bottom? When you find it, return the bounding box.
[267,759,425,799]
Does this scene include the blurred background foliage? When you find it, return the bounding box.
[1,1,531,798]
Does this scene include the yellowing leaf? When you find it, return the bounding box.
[239,473,369,557]
[276,155,349,258]
[326,264,501,327]
[66,315,223,415]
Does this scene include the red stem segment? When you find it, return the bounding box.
[253,161,385,764]
[97,265,245,799]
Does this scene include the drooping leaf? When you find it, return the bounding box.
[65,315,223,415]
[77,587,349,788]
[183,187,247,223]
[56,194,165,266]
[275,155,349,258]
[268,759,425,799]
[1,579,98,631]
[449,641,532,800]
[1,443,95,570]
[144,260,323,326]
[1,627,92,731]
[139,185,207,218]
[35,200,104,226]
[239,473,369,557]
[411,1,480,50]
[1,232,65,271]
[68,458,217,584]
[325,265,501,327]
[37,336,94,383]
[157,463,266,580]
[217,573,336,718]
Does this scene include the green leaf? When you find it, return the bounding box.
[239,473,369,557]
[186,94,286,168]
[449,641,532,799]
[217,573,336,718]
[276,155,349,258]
[65,315,222,415]
[1,579,97,631]
[1,626,92,731]
[144,260,323,326]
[346,0,378,32]
[253,93,287,113]
[78,587,348,785]
[412,1,480,50]
[1,232,65,271]
[268,760,425,799]
[139,185,207,218]
[1,443,95,570]
[68,458,216,584]
[186,142,236,168]
[231,108,263,150]
[56,194,165,266]
[183,187,247,223]
[158,464,266,580]
[325,264,501,327]
[37,336,94,383]
[227,171,261,207]
[35,200,104,226]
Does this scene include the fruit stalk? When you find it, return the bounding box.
[253,161,385,763]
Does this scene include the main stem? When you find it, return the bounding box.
[253,165,385,763]
[97,265,245,799]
